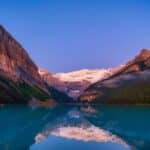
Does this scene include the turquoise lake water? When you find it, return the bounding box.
[0,105,150,150]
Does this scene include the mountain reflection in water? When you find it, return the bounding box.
[0,105,150,150]
[34,109,128,148]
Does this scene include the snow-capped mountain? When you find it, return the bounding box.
[54,69,112,83]
[39,67,123,99]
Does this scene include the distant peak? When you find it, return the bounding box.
[139,49,150,56]
[135,49,150,60]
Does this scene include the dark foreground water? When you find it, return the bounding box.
[0,105,150,150]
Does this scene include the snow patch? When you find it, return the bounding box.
[54,69,113,83]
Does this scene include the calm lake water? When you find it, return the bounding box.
[0,105,150,150]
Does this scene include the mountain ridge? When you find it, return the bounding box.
[0,25,150,104]
[0,25,72,103]
[79,49,150,103]
[39,65,125,99]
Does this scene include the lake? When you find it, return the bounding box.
[0,104,150,150]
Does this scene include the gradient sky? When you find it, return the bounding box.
[1,0,150,73]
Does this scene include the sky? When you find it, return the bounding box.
[1,0,150,73]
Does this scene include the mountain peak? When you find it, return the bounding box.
[0,25,8,38]
[0,25,45,89]
[138,49,150,59]
[0,25,24,51]
[0,25,5,31]
[126,49,150,66]
[0,25,11,37]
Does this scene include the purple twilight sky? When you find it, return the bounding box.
[1,0,150,73]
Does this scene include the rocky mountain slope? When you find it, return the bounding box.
[1,25,149,104]
[0,25,46,88]
[39,68,117,99]
[79,49,150,104]
[0,25,72,103]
